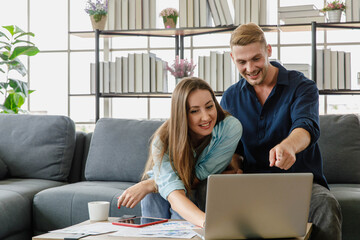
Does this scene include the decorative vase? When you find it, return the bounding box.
[326,10,342,23]
[163,17,177,29]
[90,14,107,30]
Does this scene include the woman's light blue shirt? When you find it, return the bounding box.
[148,115,242,200]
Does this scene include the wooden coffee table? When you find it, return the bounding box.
[32,217,312,240]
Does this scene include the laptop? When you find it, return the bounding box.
[193,173,313,239]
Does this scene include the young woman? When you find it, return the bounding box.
[117,77,242,227]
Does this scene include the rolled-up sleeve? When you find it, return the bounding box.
[151,137,186,200]
[290,81,320,146]
[195,116,242,180]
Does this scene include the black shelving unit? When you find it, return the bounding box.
[70,22,360,122]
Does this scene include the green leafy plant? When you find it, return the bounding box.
[0,25,39,114]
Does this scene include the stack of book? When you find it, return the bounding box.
[279,4,325,24]
[107,0,156,30]
[198,51,240,92]
[345,0,360,21]
[316,49,351,90]
[179,0,212,27]
[90,52,168,94]
[233,0,271,25]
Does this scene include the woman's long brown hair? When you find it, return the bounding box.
[143,77,227,194]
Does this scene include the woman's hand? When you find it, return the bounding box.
[222,153,244,174]
[117,179,156,209]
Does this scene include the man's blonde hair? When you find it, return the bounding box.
[230,23,267,49]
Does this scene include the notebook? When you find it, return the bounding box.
[193,173,313,239]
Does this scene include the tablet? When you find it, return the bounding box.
[112,216,168,228]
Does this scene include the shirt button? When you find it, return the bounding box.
[260,115,264,120]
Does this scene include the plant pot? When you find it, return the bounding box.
[326,10,342,23]
[163,17,177,29]
[90,14,107,30]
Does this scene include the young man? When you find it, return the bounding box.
[220,23,342,240]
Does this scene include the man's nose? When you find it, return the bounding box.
[246,62,255,73]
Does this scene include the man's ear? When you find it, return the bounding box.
[230,52,235,63]
[267,44,272,58]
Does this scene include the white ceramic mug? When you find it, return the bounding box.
[88,201,110,221]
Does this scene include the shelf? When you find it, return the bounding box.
[100,92,224,98]
[319,90,360,95]
[70,25,280,38]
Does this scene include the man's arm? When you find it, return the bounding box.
[269,128,311,170]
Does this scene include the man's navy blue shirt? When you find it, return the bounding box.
[220,61,328,188]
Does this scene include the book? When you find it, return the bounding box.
[353,0,360,21]
[331,50,338,90]
[115,0,122,30]
[135,0,142,29]
[188,0,194,28]
[208,0,221,26]
[103,61,110,93]
[142,52,156,93]
[345,52,351,89]
[128,53,135,92]
[223,51,234,90]
[99,62,104,93]
[108,0,116,30]
[280,16,325,24]
[279,10,322,19]
[215,0,226,25]
[239,0,246,24]
[149,0,156,29]
[323,49,331,90]
[245,0,251,23]
[250,0,259,24]
[194,0,200,27]
[316,49,324,90]
[278,4,317,12]
[150,54,156,92]
[200,0,211,27]
[345,0,353,21]
[216,52,224,92]
[180,0,188,27]
[259,0,270,25]
[115,57,122,93]
[204,56,211,85]
[128,0,136,30]
[198,56,205,79]
[122,56,129,93]
[234,0,240,25]
[121,0,128,30]
[210,51,218,90]
[135,53,143,93]
[220,0,233,25]
[156,59,163,92]
[142,0,150,29]
[109,61,116,93]
[337,51,345,90]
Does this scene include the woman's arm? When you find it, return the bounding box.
[167,190,205,227]
[117,179,156,209]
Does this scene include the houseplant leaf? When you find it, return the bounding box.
[9,78,30,97]
[10,46,39,60]
[3,91,26,113]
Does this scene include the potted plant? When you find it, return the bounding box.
[159,8,179,28]
[85,0,108,30]
[167,56,196,84]
[322,0,346,23]
[0,25,39,114]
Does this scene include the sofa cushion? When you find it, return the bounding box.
[33,181,140,234]
[85,118,163,182]
[0,114,76,181]
[0,157,8,180]
[319,114,360,184]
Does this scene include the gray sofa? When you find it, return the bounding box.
[0,114,359,240]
